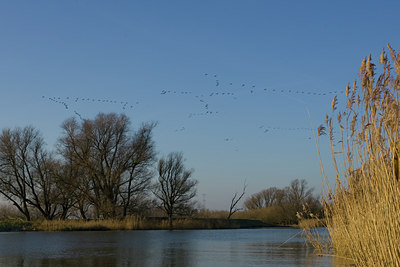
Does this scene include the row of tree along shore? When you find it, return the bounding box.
[0,112,322,230]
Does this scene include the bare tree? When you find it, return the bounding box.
[0,127,33,220]
[285,179,313,211]
[58,118,92,219]
[53,159,82,219]
[279,179,317,224]
[244,187,279,210]
[242,179,321,224]
[153,152,197,229]
[227,181,247,220]
[58,113,156,219]
[0,127,59,220]
[244,192,263,210]
[59,114,129,218]
[27,141,59,220]
[120,122,156,217]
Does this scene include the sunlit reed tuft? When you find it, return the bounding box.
[309,44,400,266]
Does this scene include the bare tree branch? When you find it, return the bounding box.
[227,180,247,220]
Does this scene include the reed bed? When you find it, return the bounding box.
[0,216,240,231]
[36,217,237,231]
[297,218,325,229]
[312,45,400,266]
[37,216,147,231]
[0,215,276,232]
[0,207,305,232]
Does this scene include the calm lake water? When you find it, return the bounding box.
[0,228,334,266]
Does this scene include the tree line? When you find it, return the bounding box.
[0,113,197,222]
[244,179,322,224]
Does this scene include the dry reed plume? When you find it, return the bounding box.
[312,44,400,266]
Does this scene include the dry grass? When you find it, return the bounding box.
[196,207,292,226]
[36,216,147,231]
[311,45,400,266]
[4,216,236,231]
[0,208,303,232]
[0,211,279,232]
[194,209,229,219]
[297,218,325,229]
[0,208,292,232]
[231,206,285,225]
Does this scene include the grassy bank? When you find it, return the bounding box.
[0,216,279,232]
[0,204,319,232]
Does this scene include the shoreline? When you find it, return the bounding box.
[0,218,298,232]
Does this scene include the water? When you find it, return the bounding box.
[0,228,332,266]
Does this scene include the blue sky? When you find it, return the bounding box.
[1,1,399,210]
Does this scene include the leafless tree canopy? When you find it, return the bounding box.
[58,113,156,219]
[244,187,280,210]
[153,152,197,229]
[0,126,59,220]
[0,114,158,220]
[285,179,314,211]
[244,179,321,224]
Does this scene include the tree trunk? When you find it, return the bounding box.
[168,215,173,230]
[79,204,87,220]
[23,203,31,221]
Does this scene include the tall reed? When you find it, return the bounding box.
[315,44,400,266]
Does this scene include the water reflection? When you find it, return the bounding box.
[0,229,333,266]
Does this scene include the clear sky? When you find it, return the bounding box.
[1,1,399,210]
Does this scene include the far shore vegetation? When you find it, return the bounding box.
[0,211,322,232]
[0,178,323,231]
[0,109,322,231]
[0,177,323,231]
[0,216,292,232]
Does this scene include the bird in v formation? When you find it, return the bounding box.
[161,73,333,140]
[42,95,140,121]
[41,72,330,139]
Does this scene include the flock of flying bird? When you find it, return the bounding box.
[42,95,140,120]
[164,73,344,97]
[160,73,338,138]
[42,73,338,141]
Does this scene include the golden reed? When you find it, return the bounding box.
[309,45,400,266]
